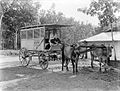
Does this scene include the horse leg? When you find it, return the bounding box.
[75,55,79,73]
[104,64,107,72]
[62,57,65,71]
[71,59,75,74]
[99,58,102,72]
[85,50,87,59]
[61,49,65,71]
[91,54,94,69]
[66,59,69,71]
[107,57,110,66]
[104,58,108,72]
[75,59,78,73]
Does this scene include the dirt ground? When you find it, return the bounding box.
[0,66,120,91]
[0,55,120,91]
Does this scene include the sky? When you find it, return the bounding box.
[34,0,100,26]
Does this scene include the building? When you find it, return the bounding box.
[79,31,120,60]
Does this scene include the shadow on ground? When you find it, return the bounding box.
[0,65,120,91]
[0,66,48,82]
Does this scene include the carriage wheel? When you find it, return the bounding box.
[38,53,48,70]
[19,48,31,67]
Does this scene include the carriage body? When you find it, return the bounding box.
[20,27,45,51]
[20,24,65,51]
[19,24,72,69]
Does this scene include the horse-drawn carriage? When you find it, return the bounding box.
[19,24,113,74]
[19,24,72,70]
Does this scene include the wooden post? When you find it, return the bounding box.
[111,23,117,61]
[15,30,18,50]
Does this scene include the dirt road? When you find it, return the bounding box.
[0,56,120,91]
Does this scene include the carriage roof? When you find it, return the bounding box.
[20,24,72,30]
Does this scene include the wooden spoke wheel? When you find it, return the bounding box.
[38,53,48,70]
[19,48,31,67]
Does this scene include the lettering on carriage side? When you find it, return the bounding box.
[34,40,40,47]
[34,40,40,49]
[34,41,39,45]
[34,39,44,49]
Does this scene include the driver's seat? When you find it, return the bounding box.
[50,44,62,51]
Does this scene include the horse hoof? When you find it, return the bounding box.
[73,72,75,74]
[99,70,102,73]
[69,75,76,78]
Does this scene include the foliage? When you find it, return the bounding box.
[0,0,40,49]
[78,0,120,31]
[1,0,39,31]
[0,0,95,49]
[39,9,94,44]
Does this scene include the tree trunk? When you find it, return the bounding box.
[15,30,18,50]
[0,14,3,49]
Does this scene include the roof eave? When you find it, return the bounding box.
[20,24,73,30]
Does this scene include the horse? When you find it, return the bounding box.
[90,44,113,72]
[61,42,87,74]
[61,43,77,74]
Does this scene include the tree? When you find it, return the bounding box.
[78,0,120,29]
[39,9,94,44]
[0,0,40,49]
[77,0,120,61]
[0,0,14,49]
[0,3,3,49]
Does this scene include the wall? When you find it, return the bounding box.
[115,41,120,61]
[86,41,120,61]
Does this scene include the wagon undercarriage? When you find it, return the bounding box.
[19,47,62,70]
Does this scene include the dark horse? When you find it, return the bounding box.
[90,44,113,72]
[61,43,77,74]
[61,42,87,74]
[61,42,113,74]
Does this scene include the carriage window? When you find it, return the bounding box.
[27,30,33,39]
[40,28,45,37]
[34,29,40,38]
[21,31,26,39]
